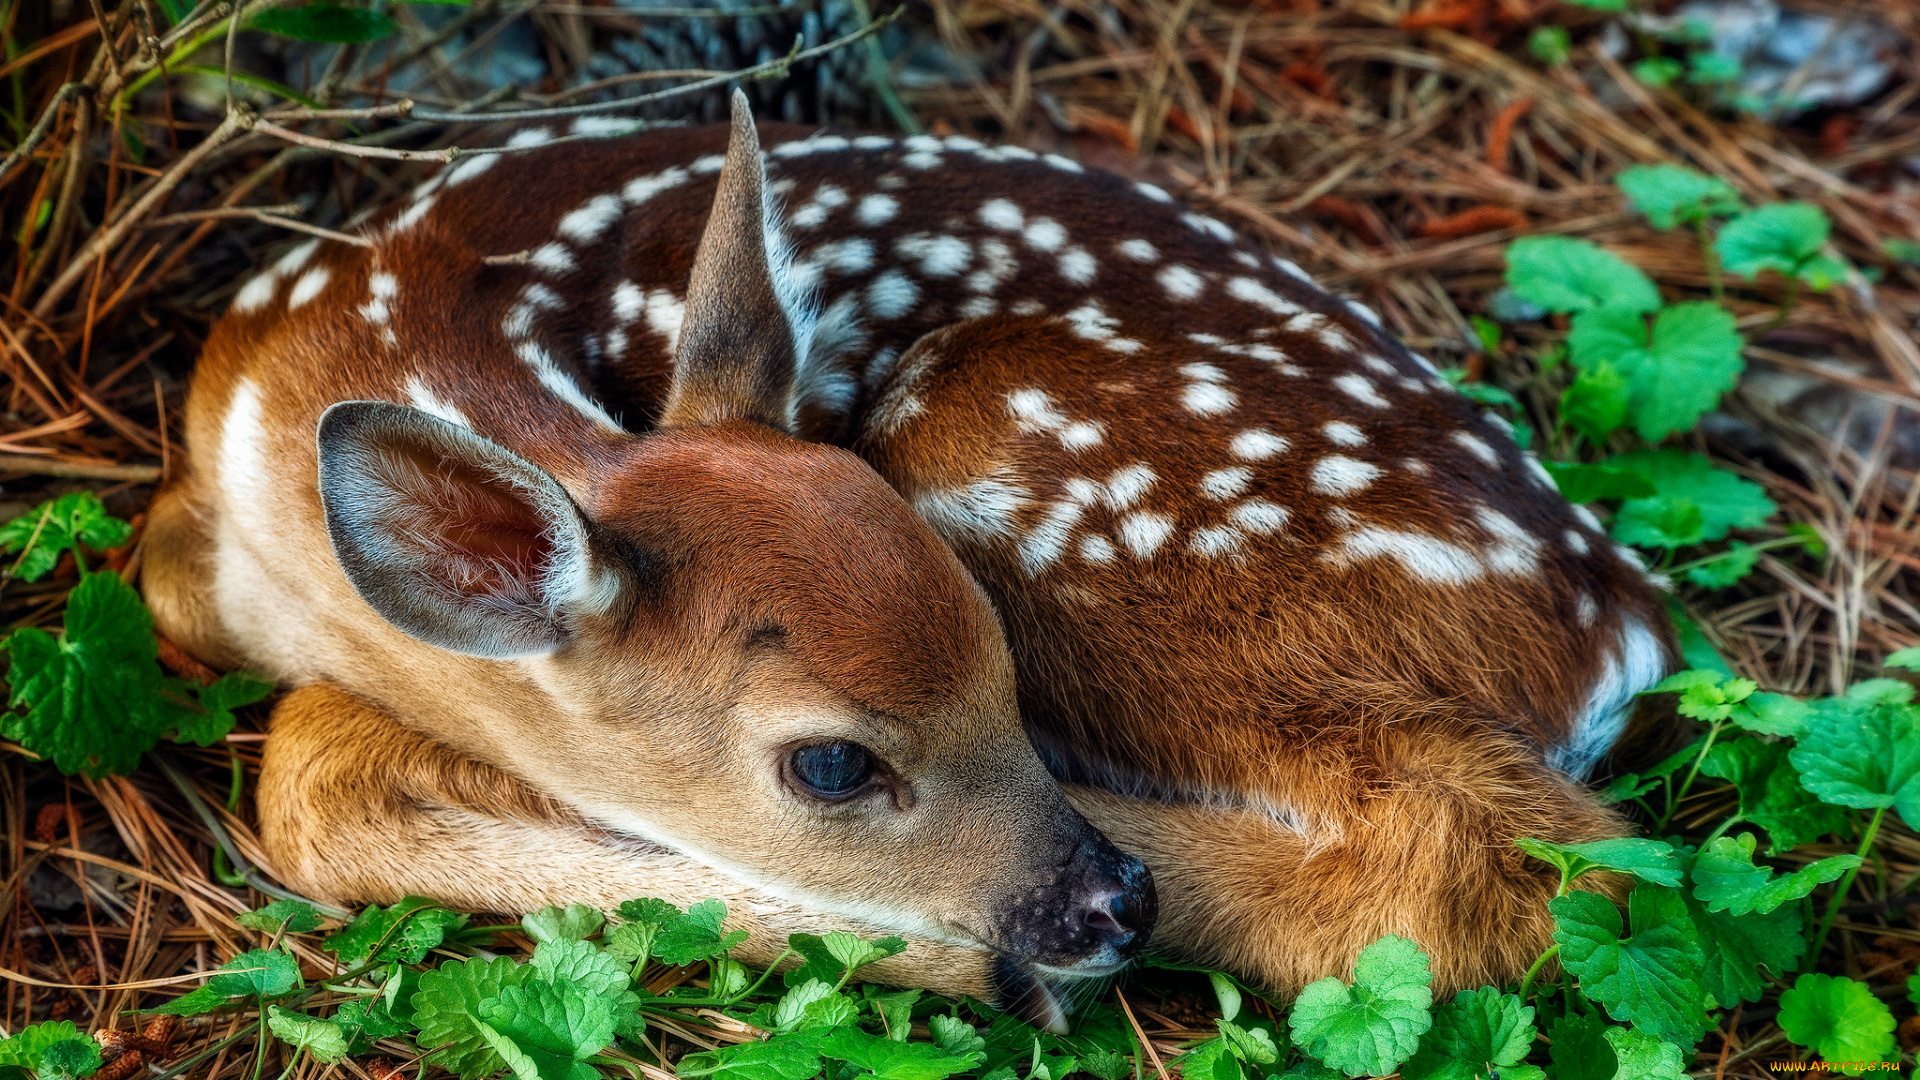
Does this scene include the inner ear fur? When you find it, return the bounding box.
[316,401,614,659]
[658,89,816,434]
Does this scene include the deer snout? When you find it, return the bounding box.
[993,833,1157,978]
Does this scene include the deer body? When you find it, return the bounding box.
[145,101,1668,1019]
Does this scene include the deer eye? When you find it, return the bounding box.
[789,742,875,799]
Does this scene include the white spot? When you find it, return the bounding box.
[1345,297,1384,326]
[622,166,690,206]
[569,115,635,138]
[1226,277,1305,317]
[815,237,877,275]
[1009,388,1069,433]
[1045,154,1084,173]
[1180,362,1227,383]
[965,238,1019,293]
[1573,505,1604,533]
[443,153,498,187]
[1023,218,1067,252]
[1565,529,1591,555]
[644,288,685,353]
[1155,264,1205,300]
[404,376,471,428]
[232,272,276,313]
[389,194,436,234]
[1118,239,1158,262]
[218,379,268,510]
[1231,429,1290,460]
[1199,467,1252,500]
[557,194,625,243]
[1010,300,1046,316]
[1311,455,1381,496]
[288,266,330,309]
[959,297,998,319]
[611,281,644,324]
[691,154,726,174]
[1362,354,1398,377]
[1062,302,1120,342]
[979,199,1024,231]
[771,135,851,157]
[855,193,898,226]
[1400,457,1429,476]
[1477,507,1541,575]
[914,475,1032,543]
[1342,529,1483,584]
[1576,593,1598,627]
[865,271,919,319]
[1188,525,1243,559]
[360,271,398,325]
[1181,213,1234,241]
[1117,513,1175,558]
[515,340,621,431]
[895,234,971,277]
[1333,373,1390,408]
[1135,182,1173,203]
[1059,423,1103,451]
[530,243,575,274]
[1549,619,1666,780]
[1271,256,1312,283]
[1453,431,1502,468]
[1103,464,1156,510]
[1182,383,1237,416]
[506,127,553,148]
[1230,499,1289,534]
[854,135,894,150]
[1079,533,1116,563]
[1526,456,1557,490]
[274,239,321,275]
[1019,500,1085,575]
[1323,421,1366,447]
[1059,248,1096,285]
[902,151,943,170]
[943,135,985,152]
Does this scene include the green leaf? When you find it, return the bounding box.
[1401,987,1538,1080]
[154,948,303,1014]
[1078,1049,1133,1080]
[823,931,908,977]
[1686,52,1741,85]
[1218,1020,1280,1066]
[249,3,398,42]
[268,1007,351,1064]
[1504,237,1661,315]
[1287,935,1434,1077]
[0,1023,102,1080]
[679,1035,826,1080]
[0,494,133,582]
[1613,496,1706,549]
[1528,25,1572,65]
[1682,888,1803,1008]
[1735,692,1811,738]
[1560,364,1631,446]
[1700,738,1847,853]
[163,671,274,746]
[1690,833,1861,915]
[1617,165,1743,230]
[1632,57,1684,88]
[412,956,535,1079]
[1209,971,1243,1023]
[1442,369,1522,410]
[1544,1014,1615,1080]
[236,899,324,935]
[524,904,606,945]
[1667,600,1733,675]
[817,1028,985,1080]
[1649,670,1757,722]
[1717,203,1831,281]
[477,982,617,1080]
[928,1017,986,1058]
[4,571,164,777]
[1515,837,1684,888]
[1777,975,1896,1073]
[332,997,408,1055]
[327,897,468,965]
[654,899,749,966]
[1568,302,1744,442]
[1542,462,1657,504]
[1684,543,1759,589]
[1788,686,1920,825]
[1550,886,1710,1047]
[1600,1028,1685,1080]
[864,987,922,1040]
[1886,647,1920,671]
[1609,450,1776,549]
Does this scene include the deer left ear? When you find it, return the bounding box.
[659,89,817,434]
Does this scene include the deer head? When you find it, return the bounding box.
[313,91,1154,1016]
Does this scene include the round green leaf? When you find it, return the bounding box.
[1777,974,1895,1073]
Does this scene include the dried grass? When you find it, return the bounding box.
[0,0,1918,1073]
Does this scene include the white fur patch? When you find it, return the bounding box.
[1311,456,1381,496]
[1548,619,1666,779]
[1058,248,1096,285]
[1182,382,1237,416]
[1024,218,1067,252]
[1323,421,1366,447]
[979,199,1024,231]
[1477,506,1541,575]
[1230,499,1288,534]
[557,194,625,243]
[1333,373,1389,408]
[1117,512,1175,558]
[855,193,899,226]
[1188,525,1243,558]
[611,281,644,324]
[232,272,276,313]
[1118,239,1158,262]
[865,271,919,319]
[1341,528,1483,585]
[623,166,690,206]
[287,267,330,309]
[1453,431,1502,468]
[1135,182,1173,203]
[1565,529,1590,555]
[1158,265,1204,300]
[275,239,321,275]
[895,234,971,277]
[1103,464,1157,510]
[404,376,472,428]
[1019,499,1085,575]
[1199,467,1252,500]
[643,289,685,354]
[1226,276,1305,317]
[1079,533,1117,563]
[1231,429,1290,460]
[915,474,1033,544]
[530,243,575,274]
[1181,212,1234,242]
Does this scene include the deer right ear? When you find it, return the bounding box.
[659,89,817,434]
[316,401,616,659]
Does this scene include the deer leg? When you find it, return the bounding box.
[256,682,1002,1000]
[143,482,245,671]
[1063,729,1627,995]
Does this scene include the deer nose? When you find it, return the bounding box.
[1077,847,1156,958]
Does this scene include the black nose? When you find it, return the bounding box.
[1077,850,1156,957]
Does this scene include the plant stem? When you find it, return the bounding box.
[1811,805,1886,962]
[1667,535,1807,577]
[1517,943,1561,1002]
[1655,720,1724,832]
[1699,814,1743,848]
[1696,219,1723,300]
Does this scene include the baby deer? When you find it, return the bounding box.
[144,92,1668,1024]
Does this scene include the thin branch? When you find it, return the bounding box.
[0,83,88,187]
[140,204,375,247]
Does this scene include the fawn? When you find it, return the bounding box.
[143,92,1669,1025]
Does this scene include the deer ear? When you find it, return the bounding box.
[659,89,816,434]
[316,401,617,659]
